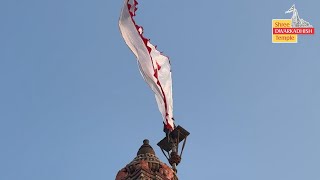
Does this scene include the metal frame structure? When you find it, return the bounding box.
[157,125,190,177]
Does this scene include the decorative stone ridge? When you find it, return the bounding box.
[115,153,175,180]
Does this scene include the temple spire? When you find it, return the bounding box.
[116,139,177,180]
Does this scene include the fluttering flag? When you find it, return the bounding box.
[119,0,174,131]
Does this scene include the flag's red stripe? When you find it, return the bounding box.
[126,0,173,130]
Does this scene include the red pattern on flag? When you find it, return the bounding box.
[119,0,174,130]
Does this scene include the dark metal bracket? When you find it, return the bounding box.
[157,125,190,174]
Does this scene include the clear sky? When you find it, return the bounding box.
[1,0,319,179]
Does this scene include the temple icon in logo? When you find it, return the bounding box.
[285,4,313,28]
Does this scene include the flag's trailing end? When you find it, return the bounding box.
[119,0,174,131]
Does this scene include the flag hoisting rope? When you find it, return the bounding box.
[119,0,175,131]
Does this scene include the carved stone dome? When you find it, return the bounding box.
[116,139,176,180]
[137,139,155,156]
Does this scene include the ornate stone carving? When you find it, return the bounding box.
[115,168,128,180]
[115,140,176,180]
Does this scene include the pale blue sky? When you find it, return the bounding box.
[1,0,319,179]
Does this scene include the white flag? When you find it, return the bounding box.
[119,0,174,131]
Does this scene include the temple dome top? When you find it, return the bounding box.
[137,139,155,156]
[115,139,176,180]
